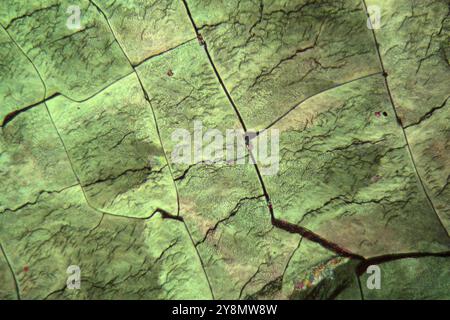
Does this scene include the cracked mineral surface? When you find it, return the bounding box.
[0,0,449,300]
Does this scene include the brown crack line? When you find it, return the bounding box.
[3,1,448,300]
[182,2,450,276]
[181,0,369,263]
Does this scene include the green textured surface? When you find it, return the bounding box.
[281,239,360,300]
[365,0,450,233]
[265,74,450,257]
[365,0,449,126]
[0,245,18,300]
[93,0,195,65]
[0,105,77,213]
[1,0,132,100]
[196,197,299,299]
[186,0,380,130]
[0,27,44,120]
[0,186,211,299]
[0,0,448,300]
[360,257,450,300]
[47,73,177,218]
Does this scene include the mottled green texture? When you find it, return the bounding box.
[0,105,77,214]
[137,40,243,162]
[138,42,262,241]
[186,0,380,130]
[94,0,195,65]
[0,27,44,120]
[406,106,450,233]
[0,0,132,100]
[137,42,302,299]
[360,257,450,299]
[265,75,450,257]
[365,0,449,126]
[47,73,177,218]
[0,246,18,300]
[366,0,450,233]
[0,186,212,299]
[0,0,449,300]
[196,197,299,299]
[281,239,360,300]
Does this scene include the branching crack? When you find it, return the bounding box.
[404,95,450,129]
[195,195,265,246]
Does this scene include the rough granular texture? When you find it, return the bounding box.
[0,0,448,299]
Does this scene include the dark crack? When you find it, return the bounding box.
[362,0,450,238]
[195,195,265,246]
[261,71,383,133]
[355,250,450,275]
[133,37,197,68]
[4,3,61,30]
[0,243,21,300]
[88,0,215,299]
[404,95,450,129]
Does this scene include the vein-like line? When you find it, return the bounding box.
[261,71,383,133]
[181,0,364,260]
[1,71,134,128]
[0,243,21,300]
[362,0,449,238]
[0,23,122,219]
[1,38,196,127]
[132,37,197,68]
[88,0,215,299]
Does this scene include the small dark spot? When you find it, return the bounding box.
[23,266,29,273]
[167,69,174,77]
[197,34,205,46]
[382,72,388,77]
[383,111,388,117]
[244,132,257,142]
